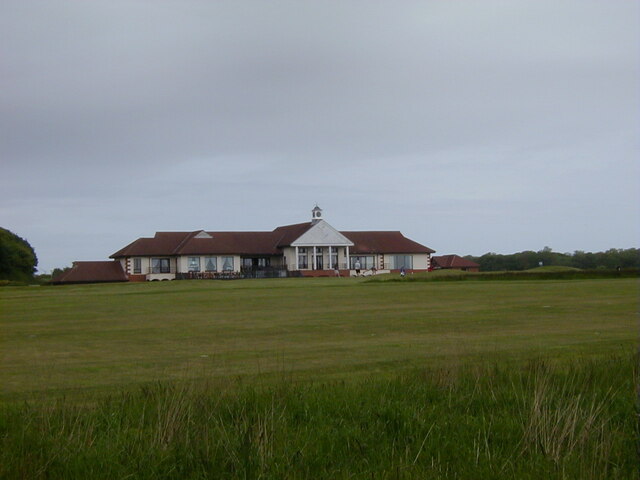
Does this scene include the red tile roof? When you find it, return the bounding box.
[432,255,479,269]
[179,231,282,255]
[110,232,191,257]
[52,261,128,284]
[110,223,434,258]
[342,231,435,254]
[272,222,314,247]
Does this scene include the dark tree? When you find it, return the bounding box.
[50,266,71,280]
[466,247,639,272]
[0,227,38,282]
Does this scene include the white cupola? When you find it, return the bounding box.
[311,205,323,223]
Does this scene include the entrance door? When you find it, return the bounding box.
[315,251,324,270]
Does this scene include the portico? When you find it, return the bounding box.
[288,206,354,271]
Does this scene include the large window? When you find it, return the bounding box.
[241,257,271,269]
[330,249,338,269]
[205,257,217,272]
[391,255,413,269]
[151,258,170,274]
[315,247,323,270]
[188,257,201,272]
[222,256,234,271]
[350,256,375,269]
[297,248,308,269]
[133,258,141,274]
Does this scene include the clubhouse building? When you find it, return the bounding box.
[55,206,435,283]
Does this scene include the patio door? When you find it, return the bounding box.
[315,249,324,270]
[151,257,170,274]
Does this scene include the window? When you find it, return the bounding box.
[205,257,217,272]
[315,249,324,270]
[241,257,270,269]
[188,257,201,272]
[222,256,234,271]
[329,249,338,269]
[297,248,308,269]
[151,258,170,274]
[391,255,413,269]
[350,256,375,269]
[133,258,141,274]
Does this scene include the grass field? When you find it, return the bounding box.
[1,277,638,478]
[1,277,636,399]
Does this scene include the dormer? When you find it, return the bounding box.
[311,205,323,223]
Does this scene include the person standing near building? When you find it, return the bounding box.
[354,259,361,276]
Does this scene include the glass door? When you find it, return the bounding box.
[315,248,324,270]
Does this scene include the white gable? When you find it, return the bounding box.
[194,230,212,239]
[291,220,354,247]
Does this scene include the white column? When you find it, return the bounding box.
[295,246,299,270]
[313,246,316,270]
[345,246,350,270]
[328,246,332,270]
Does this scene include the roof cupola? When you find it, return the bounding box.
[311,205,323,223]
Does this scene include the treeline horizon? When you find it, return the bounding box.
[464,247,640,272]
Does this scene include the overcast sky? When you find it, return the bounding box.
[1,1,638,273]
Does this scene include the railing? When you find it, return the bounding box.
[145,267,176,274]
[240,266,289,279]
[174,267,290,280]
[175,271,241,280]
[287,262,349,271]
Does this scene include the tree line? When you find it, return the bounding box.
[465,247,640,272]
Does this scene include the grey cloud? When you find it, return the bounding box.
[0,1,638,271]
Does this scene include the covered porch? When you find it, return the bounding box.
[286,216,355,273]
[290,245,352,271]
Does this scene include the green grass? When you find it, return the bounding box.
[1,277,638,478]
[1,277,636,400]
[368,268,639,282]
[525,265,582,272]
[1,355,636,479]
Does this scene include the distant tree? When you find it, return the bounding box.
[51,266,71,280]
[0,228,38,282]
[466,247,639,271]
[617,248,640,268]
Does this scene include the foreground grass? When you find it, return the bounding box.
[1,278,637,478]
[1,278,637,400]
[1,355,636,479]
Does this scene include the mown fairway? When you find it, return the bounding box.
[1,277,636,399]
[1,277,638,479]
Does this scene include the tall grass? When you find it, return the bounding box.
[1,354,636,479]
